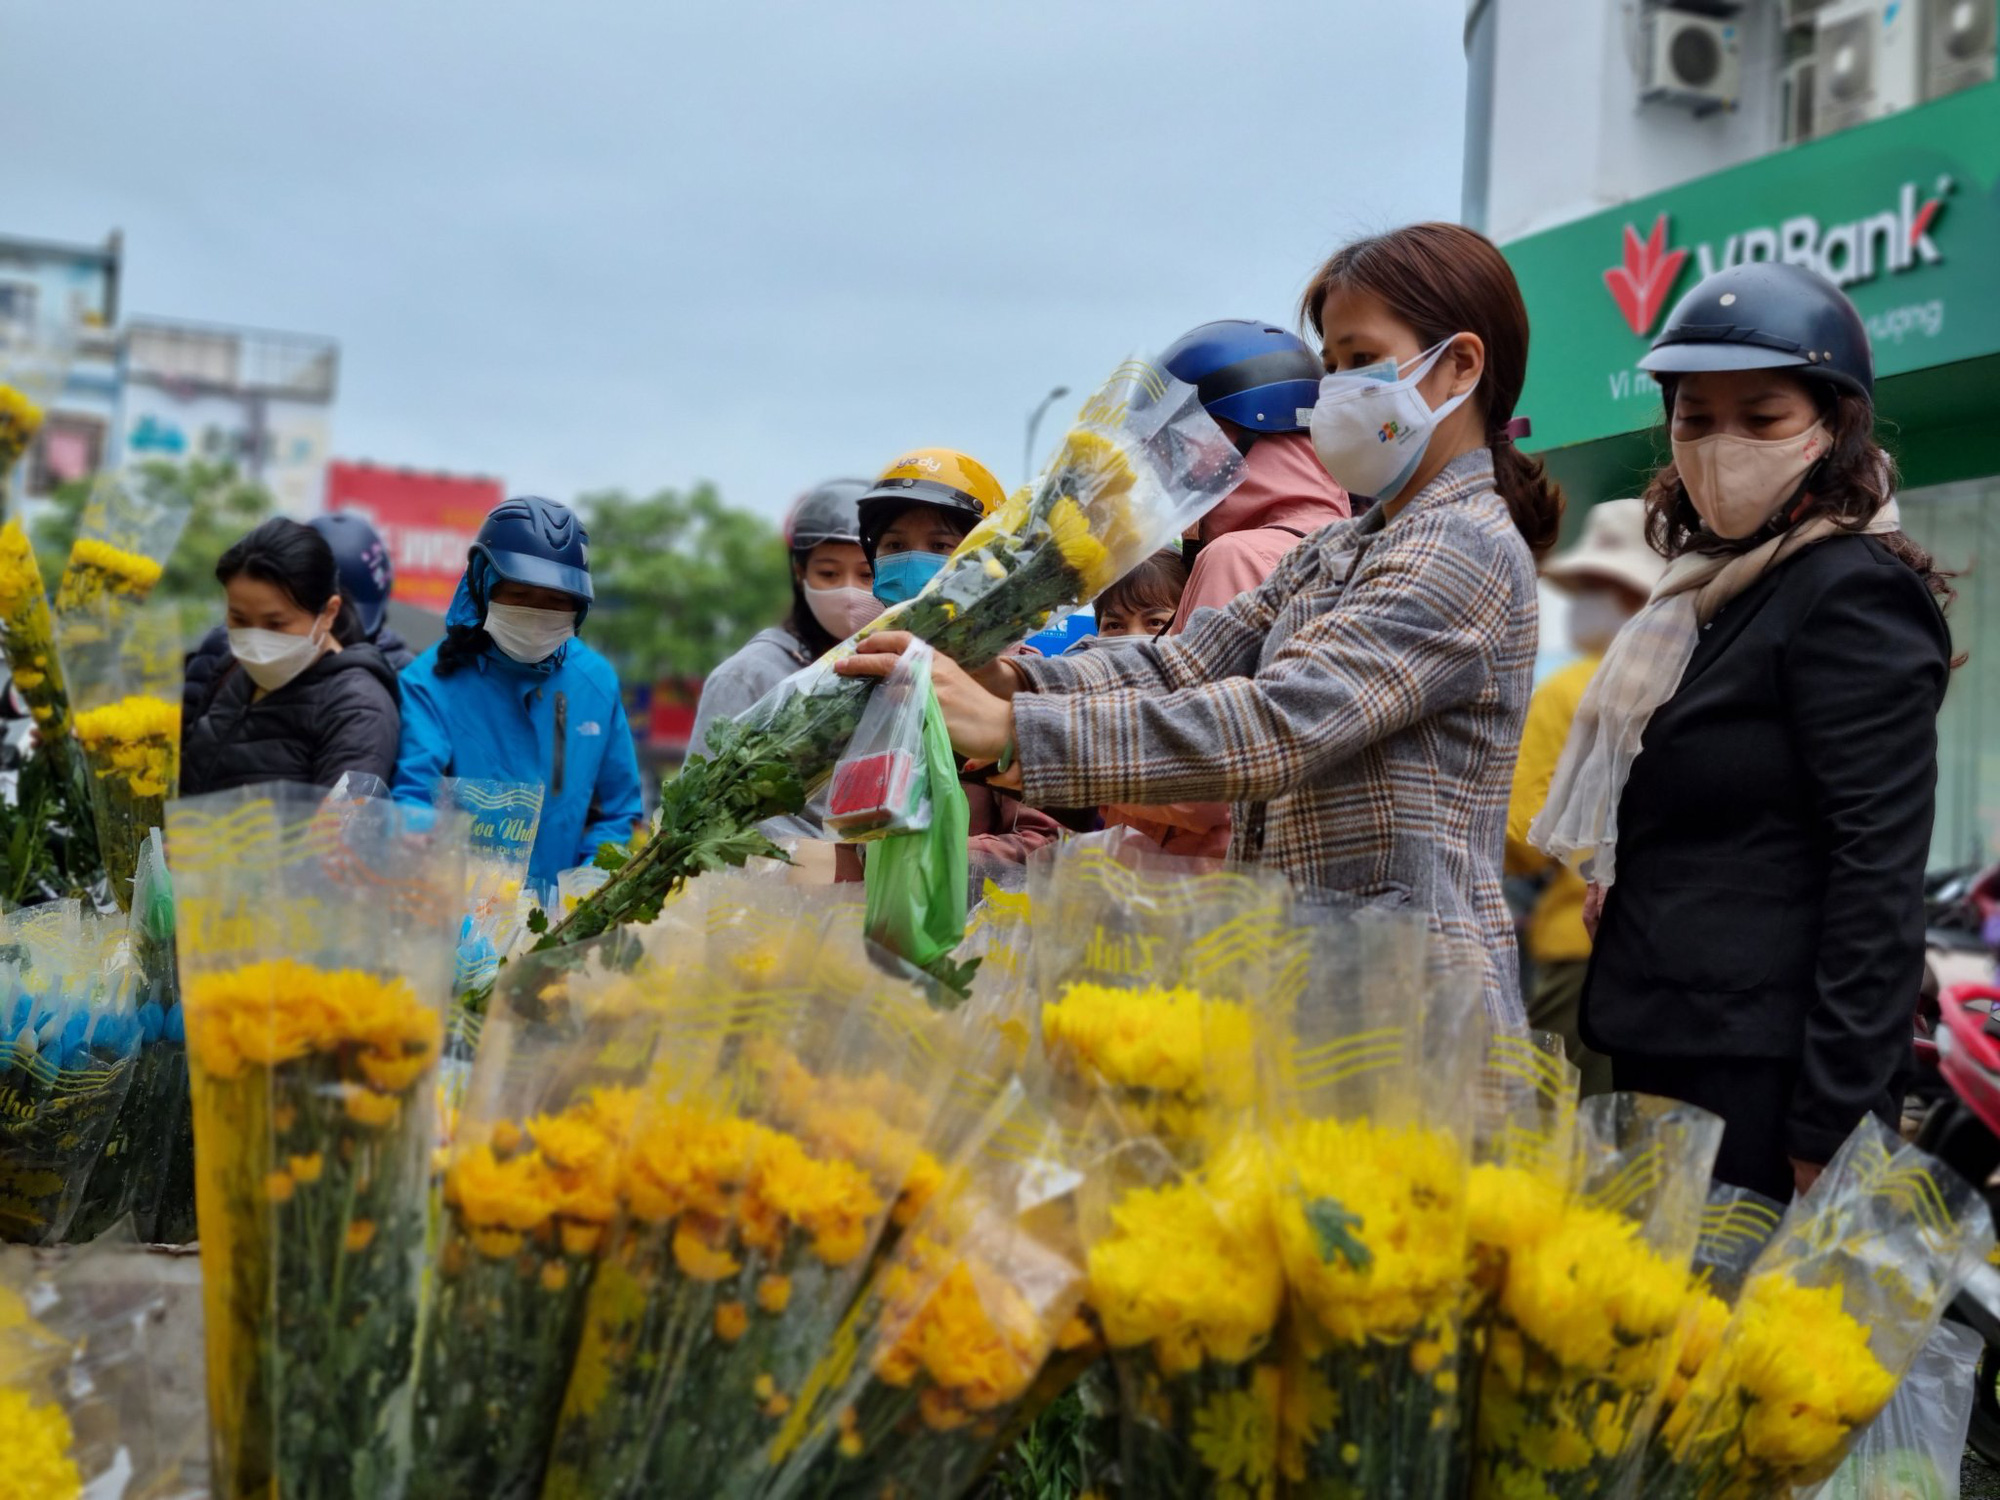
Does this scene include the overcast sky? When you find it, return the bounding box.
[4,0,1472,521]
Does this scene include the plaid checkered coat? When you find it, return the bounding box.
[1012,449,1538,1023]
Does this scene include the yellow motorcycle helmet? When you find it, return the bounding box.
[855,447,1006,559]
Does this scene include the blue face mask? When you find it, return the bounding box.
[871,550,947,606]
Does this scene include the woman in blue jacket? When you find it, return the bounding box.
[393,495,646,890]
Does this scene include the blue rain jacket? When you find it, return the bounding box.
[392,567,645,889]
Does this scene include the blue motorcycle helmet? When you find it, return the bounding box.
[308,511,394,637]
[1160,319,1324,434]
[467,495,594,623]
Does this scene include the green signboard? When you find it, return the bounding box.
[1503,81,2000,457]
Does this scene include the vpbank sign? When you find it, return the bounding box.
[1605,181,1951,338]
[1504,82,2000,453]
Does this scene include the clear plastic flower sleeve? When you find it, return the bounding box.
[167,782,465,1499]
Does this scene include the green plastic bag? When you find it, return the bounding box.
[861,651,970,988]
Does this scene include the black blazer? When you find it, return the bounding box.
[1581,534,1950,1163]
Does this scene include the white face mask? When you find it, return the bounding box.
[229,624,326,692]
[1306,336,1474,505]
[1566,588,1633,655]
[1671,421,1831,540]
[803,583,883,639]
[484,602,576,664]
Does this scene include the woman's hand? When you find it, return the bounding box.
[835,633,1016,763]
[1789,1157,1824,1197]
[1582,881,1606,939]
[970,654,1027,700]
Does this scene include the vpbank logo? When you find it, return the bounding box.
[1604,180,1952,339]
[1604,214,1689,338]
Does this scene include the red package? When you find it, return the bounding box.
[826,749,918,835]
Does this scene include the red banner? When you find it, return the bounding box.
[322,462,504,614]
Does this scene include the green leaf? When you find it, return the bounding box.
[525,906,549,935]
[1306,1197,1373,1271]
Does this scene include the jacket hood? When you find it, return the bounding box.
[1199,431,1349,543]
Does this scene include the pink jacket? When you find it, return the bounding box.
[1106,433,1349,858]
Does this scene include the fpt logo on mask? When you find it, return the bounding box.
[1603,179,1952,338]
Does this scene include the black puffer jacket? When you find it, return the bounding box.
[183,622,413,721]
[181,644,403,796]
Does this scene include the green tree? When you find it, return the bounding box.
[32,459,275,639]
[579,482,792,685]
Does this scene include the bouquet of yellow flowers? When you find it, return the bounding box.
[1263,914,1485,1500]
[533,361,1246,957]
[540,915,973,1500]
[764,1080,1093,1500]
[169,782,465,1499]
[1024,845,1294,1499]
[0,517,69,746]
[0,382,43,487]
[1647,1116,1993,1500]
[62,603,181,910]
[1469,1093,1723,1500]
[411,934,668,1500]
[50,471,190,623]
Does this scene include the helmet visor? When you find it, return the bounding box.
[481,546,594,603]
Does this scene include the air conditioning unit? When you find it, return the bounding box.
[1782,0,1840,26]
[1642,8,1743,109]
[1782,55,1820,141]
[1814,0,1925,135]
[1924,0,1998,98]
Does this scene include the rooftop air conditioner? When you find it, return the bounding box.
[1814,0,1924,135]
[1782,55,1820,141]
[1642,8,1743,109]
[1924,0,1998,98]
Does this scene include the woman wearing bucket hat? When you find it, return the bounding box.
[1531,261,1956,1199]
[1505,498,1664,1096]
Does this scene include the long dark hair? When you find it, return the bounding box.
[216,518,364,645]
[1642,378,1953,607]
[1300,222,1564,558]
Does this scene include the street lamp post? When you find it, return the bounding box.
[1023,385,1070,487]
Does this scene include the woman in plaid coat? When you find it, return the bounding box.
[841,224,1563,1022]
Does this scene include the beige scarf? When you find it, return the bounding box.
[1529,503,1902,887]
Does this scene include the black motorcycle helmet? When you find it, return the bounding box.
[784,478,870,558]
[1640,262,1873,402]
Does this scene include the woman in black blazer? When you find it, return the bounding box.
[1532,263,1954,1200]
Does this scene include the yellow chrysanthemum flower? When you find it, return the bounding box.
[184,958,441,1082]
[1274,1115,1468,1347]
[1042,981,1257,1137]
[0,384,44,467]
[1670,1271,1895,1480]
[1087,1135,1283,1373]
[55,536,164,611]
[874,1259,1051,1428]
[71,693,180,796]
[1190,1362,1281,1500]
[0,518,50,620]
[0,1387,80,1500]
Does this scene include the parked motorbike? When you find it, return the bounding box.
[1914,982,2000,1465]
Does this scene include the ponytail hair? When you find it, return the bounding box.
[216,518,366,646]
[1300,221,1565,558]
